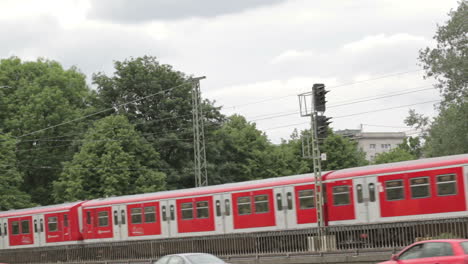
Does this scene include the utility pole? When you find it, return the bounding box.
[298,84,330,244]
[191,76,208,187]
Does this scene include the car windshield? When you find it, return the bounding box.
[186,254,224,264]
[460,242,468,254]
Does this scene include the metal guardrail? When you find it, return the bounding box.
[1,217,467,264]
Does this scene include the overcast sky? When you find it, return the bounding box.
[0,0,459,143]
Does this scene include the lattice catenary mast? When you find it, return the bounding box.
[191,76,208,187]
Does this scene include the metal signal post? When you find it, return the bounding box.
[298,83,330,231]
[191,76,208,187]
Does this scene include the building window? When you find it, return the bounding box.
[237,197,251,215]
[48,217,58,232]
[437,174,457,196]
[196,201,209,218]
[410,177,430,199]
[333,185,350,206]
[98,211,109,227]
[299,189,315,209]
[181,203,193,220]
[381,144,391,149]
[144,206,156,223]
[370,144,376,149]
[386,180,404,201]
[254,195,269,213]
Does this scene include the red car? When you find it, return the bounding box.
[379,239,468,264]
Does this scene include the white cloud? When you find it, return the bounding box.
[342,33,430,54]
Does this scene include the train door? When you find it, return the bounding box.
[34,215,46,246]
[366,176,380,222]
[213,194,226,234]
[0,218,6,249]
[160,199,177,237]
[274,186,295,229]
[62,213,71,241]
[159,201,170,238]
[354,176,379,223]
[222,194,234,234]
[83,209,95,239]
[112,205,128,241]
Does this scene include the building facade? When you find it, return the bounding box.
[336,130,406,162]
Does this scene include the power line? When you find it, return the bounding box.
[223,69,424,109]
[264,100,440,131]
[16,82,190,139]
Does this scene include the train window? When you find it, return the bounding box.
[162,206,167,221]
[48,217,58,232]
[98,211,109,227]
[437,174,457,196]
[237,197,251,215]
[356,184,363,203]
[0,224,2,236]
[385,180,405,201]
[131,208,143,224]
[40,219,44,232]
[64,214,69,227]
[216,200,221,217]
[287,192,293,210]
[299,189,315,209]
[181,203,193,220]
[368,183,376,202]
[144,206,156,223]
[410,177,430,199]
[170,205,175,220]
[196,201,209,218]
[34,219,37,233]
[21,220,30,234]
[276,193,283,211]
[114,211,119,225]
[12,221,20,235]
[254,195,269,214]
[224,199,231,216]
[86,211,91,225]
[333,185,350,206]
[4,223,7,235]
[121,210,126,225]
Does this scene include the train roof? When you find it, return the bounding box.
[326,154,468,180]
[82,171,328,207]
[0,201,84,218]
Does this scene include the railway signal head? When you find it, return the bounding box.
[312,83,328,112]
[316,115,332,139]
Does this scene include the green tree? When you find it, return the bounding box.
[0,57,98,205]
[407,1,468,157]
[320,131,368,170]
[53,115,166,202]
[373,148,416,164]
[0,134,34,210]
[418,0,467,104]
[210,115,276,184]
[93,56,224,189]
[398,137,423,158]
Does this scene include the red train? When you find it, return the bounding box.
[0,154,467,249]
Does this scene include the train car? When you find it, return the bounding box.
[79,172,332,242]
[325,154,468,225]
[0,201,84,249]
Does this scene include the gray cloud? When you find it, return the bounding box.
[87,0,287,23]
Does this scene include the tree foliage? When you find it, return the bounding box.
[0,134,34,210]
[374,148,416,164]
[0,57,97,205]
[53,115,166,202]
[320,131,368,170]
[93,56,224,189]
[418,0,467,104]
[408,1,468,157]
